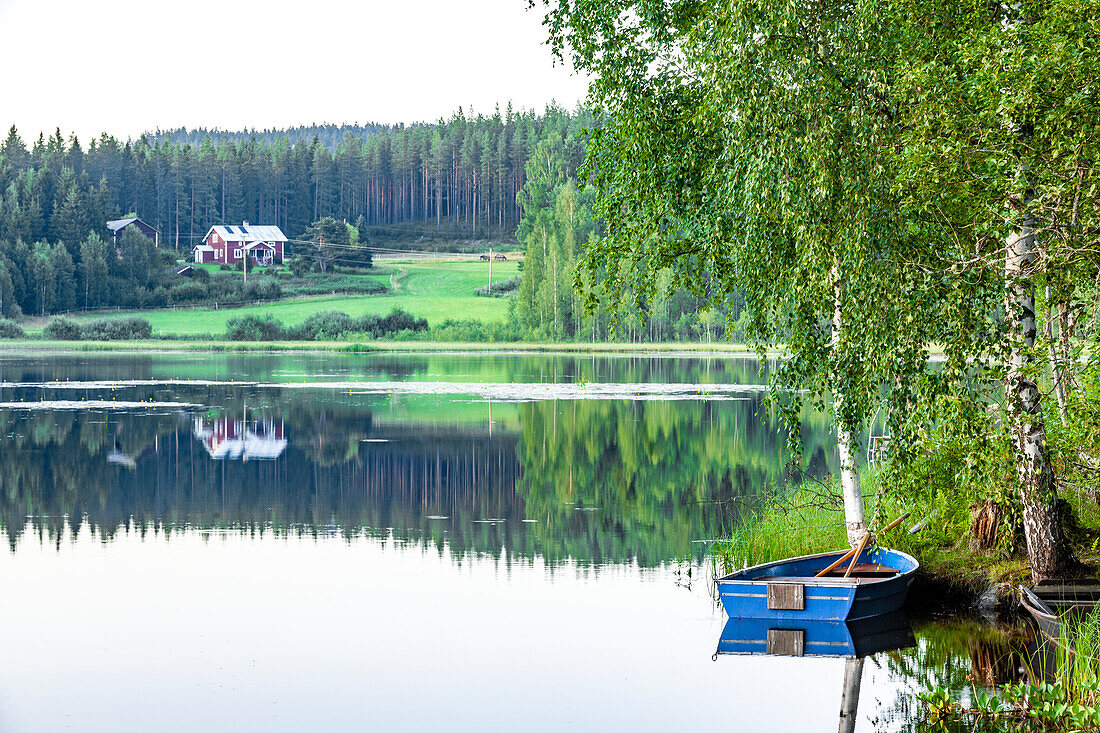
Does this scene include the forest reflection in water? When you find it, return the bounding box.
[0,352,1028,733]
[0,352,837,564]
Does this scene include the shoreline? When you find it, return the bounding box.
[0,338,766,356]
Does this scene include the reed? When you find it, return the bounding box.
[710,480,849,574]
[1057,609,1100,707]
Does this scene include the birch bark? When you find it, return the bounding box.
[1005,202,1070,581]
[833,264,866,547]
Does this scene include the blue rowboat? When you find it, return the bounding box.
[714,610,915,658]
[715,547,918,622]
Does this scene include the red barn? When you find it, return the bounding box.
[194,222,288,266]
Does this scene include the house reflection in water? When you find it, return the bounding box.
[193,414,287,461]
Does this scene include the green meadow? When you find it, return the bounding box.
[52,258,521,337]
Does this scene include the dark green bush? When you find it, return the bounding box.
[0,319,25,339]
[376,309,428,335]
[43,317,83,340]
[44,316,153,340]
[244,277,283,301]
[80,317,153,340]
[289,311,357,340]
[224,308,427,341]
[169,282,209,303]
[225,315,285,341]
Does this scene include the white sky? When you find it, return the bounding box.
[0,0,589,142]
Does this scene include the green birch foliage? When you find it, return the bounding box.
[538,0,936,444]
[890,0,1100,358]
[884,0,1100,483]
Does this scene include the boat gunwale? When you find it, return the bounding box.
[715,548,919,588]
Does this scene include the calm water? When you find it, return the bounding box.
[0,352,1025,732]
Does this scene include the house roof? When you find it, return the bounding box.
[194,244,215,252]
[107,217,158,233]
[245,241,274,250]
[206,224,288,243]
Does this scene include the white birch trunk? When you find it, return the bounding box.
[833,264,866,547]
[1005,202,1070,581]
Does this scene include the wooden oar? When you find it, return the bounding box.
[879,512,911,535]
[814,546,858,578]
[844,531,872,578]
[813,511,910,578]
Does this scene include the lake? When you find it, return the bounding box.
[0,352,1026,732]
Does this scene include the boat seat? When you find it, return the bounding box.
[820,564,899,578]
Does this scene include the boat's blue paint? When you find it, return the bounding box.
[716,617,853,656]
[715,611,915,658]
[715,547,918,622]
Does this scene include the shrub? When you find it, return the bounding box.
[289,311,357,340]
[223,308,428,341]
[376,308,428,335]
[475,276,521,297]
[169,281,209,303]
[244,277,283,301]
[225,314,285,341]
[43,317,83,340]
[423,318,520,342]
[80,316,153,340]
[282,272,387,297]
[0,319,25,339]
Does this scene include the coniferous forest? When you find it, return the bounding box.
[0,104,733,339]
[0,105,592,252]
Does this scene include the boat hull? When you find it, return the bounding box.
[715,547,918,622]
[715,610,915,658]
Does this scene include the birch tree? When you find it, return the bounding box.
[891,0,1099,579]
[538,0,930,546]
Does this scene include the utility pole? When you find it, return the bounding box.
[488,247,492,295]
[243,240,248,286]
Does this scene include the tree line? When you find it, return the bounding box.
[0,104,593,256]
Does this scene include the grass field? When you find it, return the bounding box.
[53,258,521,337]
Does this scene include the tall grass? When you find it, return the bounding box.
[708,467,960,575]
[710,479,850,574]
[1058,610,1100,706]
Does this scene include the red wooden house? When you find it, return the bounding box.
[194,222,288,266]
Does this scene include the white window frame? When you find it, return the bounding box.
[234,248,243,259]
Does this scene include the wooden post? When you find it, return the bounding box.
[488,247,493,295]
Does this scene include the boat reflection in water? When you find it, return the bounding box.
[714,611,915,733]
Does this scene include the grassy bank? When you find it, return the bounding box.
[0,338,760,355]
[709,468,1060,594]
